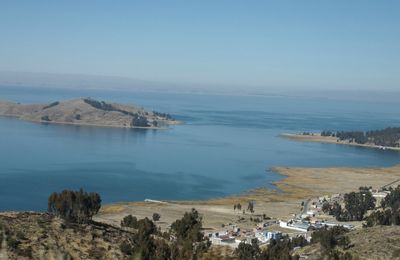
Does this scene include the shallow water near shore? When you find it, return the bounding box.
[1,86,400,211]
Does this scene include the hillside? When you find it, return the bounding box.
[4,212,399,260]
[0,212,134,259]
[0,98,177,128]
[0,211,220,260]
[296,225,400,259]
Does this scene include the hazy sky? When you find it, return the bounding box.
[0,1,399,91]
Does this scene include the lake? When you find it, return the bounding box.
[1,86,400,211]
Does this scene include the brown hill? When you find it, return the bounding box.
[0,212,135,259]
[296,225,400,259]
[0,98,177,128]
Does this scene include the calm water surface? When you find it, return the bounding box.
[1,86,400,211]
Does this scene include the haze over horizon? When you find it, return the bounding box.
[0,1,399,92]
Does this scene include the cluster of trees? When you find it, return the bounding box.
[323,184,400,228]
[235,236,308,260]
[322,188,376,221]
[322,127,400,147]
[119,216,165,259]
[153,111,173,120]
[365,185,400,226]
[83,98,174,127]
[233,203,242,211]
[365,209,400,226]
[336,131,368,144]
[131,114,150,127]
[233,202,255,214]
[365,127,400,147]
[46,190,208,259]
[311,226,352,259]
[43,101,59,110]
[321,130,334,137]
[83,99,114,111]
[48,189,101,224]
[120,208,210,260]
[83,98,153,127]
[41,115,51,121]
[234,226,352,260]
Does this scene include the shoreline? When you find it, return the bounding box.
[0,114,182,130]
[281,133,400,151]
[3,164,400,234]
[0,98,181,130]
[102,163,400,207]
[98,164,400,230]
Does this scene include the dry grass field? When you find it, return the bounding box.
[97,165,400,231]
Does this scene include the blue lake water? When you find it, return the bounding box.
[1,86,400,211]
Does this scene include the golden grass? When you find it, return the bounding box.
[98,165,400,230]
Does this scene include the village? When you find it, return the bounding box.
[203,184,393,250]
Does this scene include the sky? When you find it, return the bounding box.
[0,1,399,91]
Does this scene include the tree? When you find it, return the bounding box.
[235,239,260,260]
[322,202,331,213]
[48,189,101,223]
[247,201,255,213]
[170,208,209,259]
[171,208,203,243]
[152,213,161,222]
[137,217,157,238]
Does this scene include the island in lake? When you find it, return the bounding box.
[0,98,177,128]
[282,127,400,151]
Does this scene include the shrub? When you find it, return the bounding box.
[7,237,20,249]
[121,215,138,228]
[152,213,161,222]
[119,241,133,255]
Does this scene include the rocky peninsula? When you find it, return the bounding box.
[0,98,178,129]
